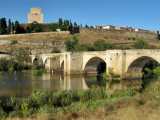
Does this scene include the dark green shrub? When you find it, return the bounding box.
[46,23,58,31]
[11,40,18,44]
[0,58,8,71]
[52,47,60,53]
[132,39,152,49]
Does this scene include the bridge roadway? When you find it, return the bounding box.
[1,49,160,79]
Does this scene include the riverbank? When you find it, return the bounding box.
[1,81,160,120]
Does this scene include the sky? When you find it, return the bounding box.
[0,0,160,31]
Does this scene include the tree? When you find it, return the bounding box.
[70,20,73,27]
[92,39,115,51]
[46,23,58,31]
[15,21,21,33]
[66,20,69,26]
[0,18,7,34]
[9,48,31,71]
[74,43,89,51]
[93,39,106,51]
[7,18,11,34]
[62,20,69,31]
[64,35,79,51]
[58,18,63,26]
[11,22,15,30]
[25,27,31,33]
[132,39,151,49]
[28,21,42,33]
[52,47,60,53]
[64,20,66,26]
[85,24,89,28]
[74,22,77,26]
[60,25,67,31]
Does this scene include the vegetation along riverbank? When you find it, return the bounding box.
[0,81,159,120]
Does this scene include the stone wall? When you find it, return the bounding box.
[79,28,158,39]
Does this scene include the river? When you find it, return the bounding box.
[0,71,159,97]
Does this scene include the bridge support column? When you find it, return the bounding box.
[45,57,61,72]
[64,52,84,74]
[106,50,126,79]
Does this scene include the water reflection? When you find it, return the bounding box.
[106,79,143,93]
[0,72,158,97]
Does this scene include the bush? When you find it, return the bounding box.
[93,39,116,51]
[32,70,44,76]
[46,23,58,31]
[28,21,42,33]
[74,43,89,51]
[153,67,160,75]
[8,66,15,73]
[132,39,152,49]
[100,72,108,79]
[64,35,79,51]
[52,47,60,53]
[0,58,8,71]
[11,40,18,44]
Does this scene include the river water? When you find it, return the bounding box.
[0,71,159,97]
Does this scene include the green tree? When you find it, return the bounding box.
[66,20,69,26]
[28,21,42,33]
[11,22,15,30]
[65,39,74,51]
[9,48,31,71]
[46,23,58,31]
[74,43,89,51]
[0,18,7,34]
[132,39,151,49]
[93,39,106,51]
[85,24,89,28]
[15,21,21,33]
[34,25,42,32]
[0,58,8,71]
[58,18,63,26]
[25,27,31,33]
[52,47,61,53]
[60,25,67,31]
[70,20,72,27]
[74,22,77,26]
[65,35,79,51]
[7,18,11,34]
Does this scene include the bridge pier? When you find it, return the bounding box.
[64,52,84,74]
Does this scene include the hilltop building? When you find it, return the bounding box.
[102,25,115,30]
[28,8,43,24]
[115,26,132,31]
[93,25,102,29]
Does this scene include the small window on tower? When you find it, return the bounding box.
[35,13,37,15]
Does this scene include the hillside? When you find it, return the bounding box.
[0,28,160,54]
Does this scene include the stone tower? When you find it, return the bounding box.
[28,8,43,24]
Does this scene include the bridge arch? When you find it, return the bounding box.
[125,56,160,78]
[33,57,43,68]
[83,56,106,74]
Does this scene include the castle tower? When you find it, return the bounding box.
[28,8,43,24]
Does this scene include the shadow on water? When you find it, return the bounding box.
[0,71,160,97]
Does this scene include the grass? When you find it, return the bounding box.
[0,86,141,119]
[0,80,5,86]
[5,93,160,120]
[0,71,4,75]
[31,69,47,76]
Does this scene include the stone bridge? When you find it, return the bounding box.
[1,49,160,79]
